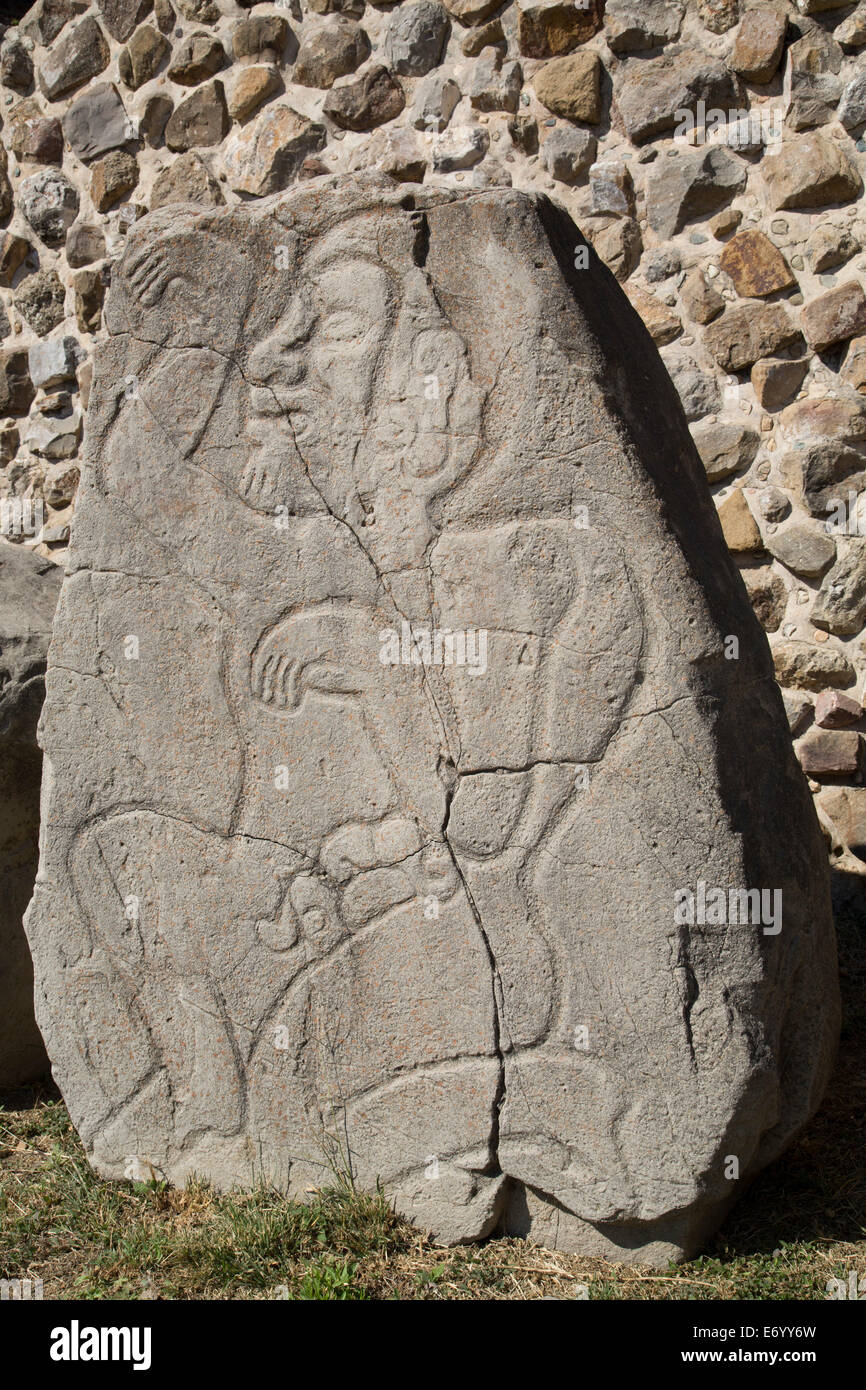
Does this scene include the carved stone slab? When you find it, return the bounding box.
[25,176,839,1263]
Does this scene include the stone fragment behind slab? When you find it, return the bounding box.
[0,543,61,1088]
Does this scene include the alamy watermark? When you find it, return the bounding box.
[379,621,488,676]
[0,497,43,538]
[674,881,782,935]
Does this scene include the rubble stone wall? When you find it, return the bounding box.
[2,0,866,865]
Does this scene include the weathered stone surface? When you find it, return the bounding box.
[681,268,725,324]
[691,419,760,482]
[292,18,370,88]
[19,170,80,245]
[7,101,64,165]
[95,0,152,43]
[806,224,859,273]
[741,564,787,632]
[718,230,795,299]
[28,335,78,389]
[767,523,835,577]
[646,146,747,240]
[91,151,139,213]
[1,35,35,92]
[63,83,130,161]
[698,0,739,33]
[467,51,522,114]
[581,214,641,281]
[784,689,812,736]
[385,2,449,76]
[785,35,843,131]
[348,126,427,182]
[798,728,861,777]
[0,151,11,224]
[838,71,866,132]
[517,0,602,58]
[812,544,866,635]
[730,6,786,83]
[533,50,601,124]
[625,284,681,344]
[539,126,596,184]
[432,122,488,171]
[750,356,808,411]
[0,423,20,466]
[118,24,171,90]
[773,640,855,690]
[779,395,866,448]
[0,233,32,288]
[442,0,500,24]
[801,283,866,353]
[138,93,174,147]
[507,112,539,155]
[38,16,110,100]
[73,268,106,333]
[461,17,503,55]
[223,105,326,195]
[307,0,365,12]
[780,442,866,517]
[670,362,721,420]
[228,64,282,124]
[232,15,290,65]
[704,302,801,372]
[0,349,36,416]
[167,31,227,86]
[842,336,866,395]
[756,485,790,523]
[65,221,106,267]
[836,8,866,48]
[175,0,218,20]
[817,785,866,859]
[323,66,405,131]
[0,545,62,1087]
[815,690,862,729]
[763,134,863,210]
[15,269,66,336]
[589,160,634,218]
[718,488,762,552]
[26,177,838,1264]
[614,51,742,144]
[165,81,230,152]
[151,150,225,208]
[412,71,460,132]
[604,0,683,54]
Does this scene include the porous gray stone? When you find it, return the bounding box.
[0,545,62,1088]
[15,269,67,336]
[25,177,839,1265]
[540,127,597,184]
[19,169,80,245]
[386,2,450,76]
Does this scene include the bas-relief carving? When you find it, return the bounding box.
[25,182,839,1262]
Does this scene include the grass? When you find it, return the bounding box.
[1,867,864,1301]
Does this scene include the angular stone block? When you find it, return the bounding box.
[25,178,839,1263]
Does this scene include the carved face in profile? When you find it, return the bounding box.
[244,215,485,558]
